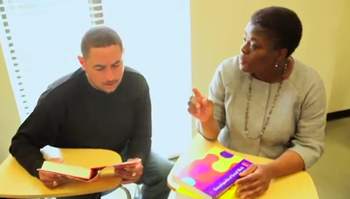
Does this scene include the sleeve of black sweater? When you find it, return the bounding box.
[128,80,152,166]
[9,97,63,178]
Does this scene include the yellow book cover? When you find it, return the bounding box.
[176,185,238,199]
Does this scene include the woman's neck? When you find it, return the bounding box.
[253,57,294,83]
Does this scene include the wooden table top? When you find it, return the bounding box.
[0,147,122,198]
[167,134,319,199]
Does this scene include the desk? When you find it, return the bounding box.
[0,148,122,198]
[167,134,319,199]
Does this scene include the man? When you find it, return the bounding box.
[9,26,174,199]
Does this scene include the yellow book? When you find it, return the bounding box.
[176,185,238,199]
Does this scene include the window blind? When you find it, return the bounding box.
[0,0,192,158]
[89,0,104,26]
[0,0,97,120]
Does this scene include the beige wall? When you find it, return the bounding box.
[328,0,350,112]
[1,0,349,162]
[190,0,350,134]
[190,0,348,111]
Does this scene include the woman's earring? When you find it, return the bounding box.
[275,63,279,68]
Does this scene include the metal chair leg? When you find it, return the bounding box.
[133,185,142,199]
[118,184,132,199]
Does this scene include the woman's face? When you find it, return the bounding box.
[239,21,287,74]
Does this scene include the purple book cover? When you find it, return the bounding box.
[174,147,253,198]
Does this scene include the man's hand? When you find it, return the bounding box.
[115,158,143,184]
[39,158,70,189]
[235,164,273,199]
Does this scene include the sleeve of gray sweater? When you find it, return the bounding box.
[287,71,327,169]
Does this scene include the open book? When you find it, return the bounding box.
[38,159,141,182]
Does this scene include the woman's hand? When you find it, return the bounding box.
[187,88,214,122]
[235,164,274,199]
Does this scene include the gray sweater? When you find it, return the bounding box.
[197,55,326,169]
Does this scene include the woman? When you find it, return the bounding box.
[188,6,326,199]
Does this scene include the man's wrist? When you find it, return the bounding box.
[127,157,141,161]
[31,159,45,179]
[128,154,145,164]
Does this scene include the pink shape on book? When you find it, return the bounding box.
[189,163,211,177]
[177,151,242,192]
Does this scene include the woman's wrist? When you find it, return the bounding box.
[264,151,305,179]
[200,115,220,140]
[201,114,215,124]
[264,162,278,179]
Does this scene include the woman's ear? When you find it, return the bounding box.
[274,48,288,65]
[278,48,289,60]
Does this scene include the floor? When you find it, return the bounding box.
[307,117,350,199]
[42,117,350,199]
[102,178,178,199]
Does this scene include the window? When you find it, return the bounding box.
[0,0,192,158]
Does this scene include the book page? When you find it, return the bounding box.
[39,161,92,180]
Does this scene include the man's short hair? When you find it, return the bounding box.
[80,26,123,58]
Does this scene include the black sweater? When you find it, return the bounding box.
[9,66,152,178]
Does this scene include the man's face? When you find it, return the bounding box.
[82,45,124,93]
